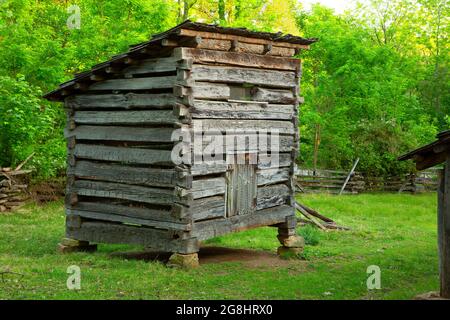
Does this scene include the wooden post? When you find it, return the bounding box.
[339,158,360,195]
[438,157,450,298]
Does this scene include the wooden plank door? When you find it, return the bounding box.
[226,155,257,217]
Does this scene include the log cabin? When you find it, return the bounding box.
[44,21,317,267]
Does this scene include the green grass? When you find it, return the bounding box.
[0,193,439,300]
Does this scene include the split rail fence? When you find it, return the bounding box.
[295,168,439,194]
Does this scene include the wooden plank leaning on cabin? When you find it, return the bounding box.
[191,205,294,241]
[66,221,199,254]
[191,65,296,88]
[174,47,301,71]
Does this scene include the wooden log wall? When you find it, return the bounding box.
[64,42,303,250]
[174,47,300,237]
[64,49,199,253]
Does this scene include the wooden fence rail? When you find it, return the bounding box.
[295,168,439,194]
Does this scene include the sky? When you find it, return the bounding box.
[300,0,358,14]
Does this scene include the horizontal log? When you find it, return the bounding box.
[192,82,230,100]
[68,160,189,188]
[74,144,173,165]
[67,221,199,253]
[69,201,186,223]
[191,177,226,199]
[191,205,294,240]
[176,47,300,71]
[65,93,177,109]
[193,119,295,135]
[195,134,295,154]
[251,87,296,104]
[71,180,179,205]
[73,110,178,125]
[188,196,225,221]
[191,100,294,120]
[257,184,290,210]
[67,207,189,231]
[257,168,290,186]
[66,125,175,143]
[178,28,310,50]
[192,65,296,88]
[88,76,176,91]
[122,57,180,76]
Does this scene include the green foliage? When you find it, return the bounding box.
[298,224,321,246]
[0,0,447,179]
[297,1,447,175]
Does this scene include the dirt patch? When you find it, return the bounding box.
[110,246,304,269]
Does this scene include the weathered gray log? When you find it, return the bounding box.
[73,110,178,125]
[191,205,294,240]
[193,119,294,135]
[257,184,290,210]
[66,125,175,143]
[74,144,173,165]
[196,133,294,153]
[67,208,189,231]
[191,177,226,199]
[190,162,229,176]
[71,180,179,205]
[188,196,225,221]
[69,201,185,224]
[67,221,199,254]
[191,100,294,120]
[192,82,230,100]
[122,56,181,76]
[257,168,290,186]
[438,159,450,298]
[175,47,300,71]
[192,65,296,88]
[251,87,296,104]
[65,93,177,109]
[88,76,176,91]
[68,160,189,188]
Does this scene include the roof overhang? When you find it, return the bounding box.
[44,20,317,102]
[398,130,450,170]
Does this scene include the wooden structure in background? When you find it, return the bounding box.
[399,130,450,298]
[44,21,317,266]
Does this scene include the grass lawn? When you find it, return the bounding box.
[0,193,439,300]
